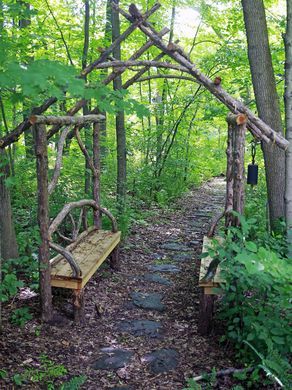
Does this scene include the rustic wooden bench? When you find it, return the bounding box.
[198,235,224,335]
[48,200,121,321]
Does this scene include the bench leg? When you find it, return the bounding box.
[198,287,214,336]
[109,246,120,271]
[73,289,85,323]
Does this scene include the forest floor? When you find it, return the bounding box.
[0,177,240,390]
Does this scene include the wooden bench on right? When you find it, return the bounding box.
[198,235,224,335]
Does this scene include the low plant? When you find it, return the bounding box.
[10,307,32,327]
[12,354,68,387]
[207,214,292,388]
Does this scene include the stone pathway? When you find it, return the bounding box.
[86,177,231,388]
[0,178,237,390]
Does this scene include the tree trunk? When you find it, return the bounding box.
[0,149,19,260]
[241,0,285,230]
[19,2,34,158]
[34,124,52,322]
[285,0,292,259]
[112,0,127,207]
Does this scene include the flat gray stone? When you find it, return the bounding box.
[148,264,180,273]
[143,273,174,286]
[144,349,179,374]
[130,292,165,312]
[117,320,163,338]
[188,240,201,247]
[160,242,190,252]
[193,211,212,217]
[92,348,133,370]
[171,253,190,262]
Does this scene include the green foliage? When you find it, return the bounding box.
[59,375,87,390]
[10,307,32,327]
[0,272,23,302]
[0,369,7,379]
[207,214,291,387]
[13,354,67,387]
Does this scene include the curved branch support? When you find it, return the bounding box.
[207,211,225,238]
[49,242,81,278]
[48,200,118,239]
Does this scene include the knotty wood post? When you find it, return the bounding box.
[35,124,53,322]
[93,122,101,228]
[225,113,247,227]
[73,289,85,323]
[198,289,214,335]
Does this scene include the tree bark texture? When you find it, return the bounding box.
[241,0,286,228]
[285,0,292,258]
[30,115,104,125]
[35,124,52,322]
[93,122,101,228]
[198,288,214,336]
[225,114,247,227]
[0,149,19,260]
[112,0,127,205]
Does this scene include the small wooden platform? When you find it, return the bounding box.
[199,235,223,295]
[50,228,121,290]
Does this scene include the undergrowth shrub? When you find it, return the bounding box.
[208,214,291,388]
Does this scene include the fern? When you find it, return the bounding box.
[59,375,87,390]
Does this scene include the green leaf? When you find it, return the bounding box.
[245,241,257,253]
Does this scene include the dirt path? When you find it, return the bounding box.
[0,177,235,390]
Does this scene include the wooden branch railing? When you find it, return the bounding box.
[49,241,81,278]
[48,200,118,277]
[117,3,288,150]
[48,200,118,239]
[81,2,161,76]
[29,115,105,125]
[103,26,169,85]
[0,4,161,149]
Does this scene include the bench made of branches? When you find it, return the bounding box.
[48,200,121,321]
[198,236,224,335]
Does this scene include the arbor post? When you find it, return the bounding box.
[225,113,247,227]
[35,123,52,322]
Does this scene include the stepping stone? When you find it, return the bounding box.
[143,273,174,286]
[148,264,180,273]
[193,211,212,217]
[130,292,165,312]
[171,253,191,262]
[160,242,191,252]
[143,349,179,374]
[188,240,201,247]
[92,348,133,370]
[117,320,163,338]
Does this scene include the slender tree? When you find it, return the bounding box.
[284,0,292,258]
[111,0,126,208]
[241,0,286,230]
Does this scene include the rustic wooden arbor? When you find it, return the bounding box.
[198,113,248,335]
[32,115,121,322]
[0,3,289,325]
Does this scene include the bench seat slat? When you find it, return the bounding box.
[50,229,121,289]
[199,235,223,291]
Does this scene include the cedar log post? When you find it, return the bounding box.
[73,289,85,323]
[198,289,214,336]
[35,124,53,322]
[226,113,247,227]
